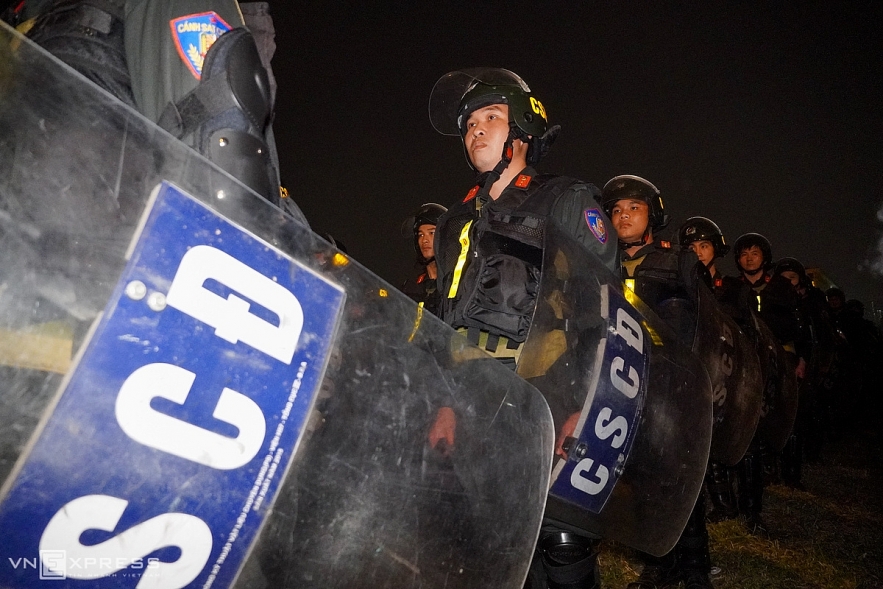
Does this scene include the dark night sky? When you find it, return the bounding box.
[270,2,883,309]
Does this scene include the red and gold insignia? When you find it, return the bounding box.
[463,185,480,202]
[515,174,532,189]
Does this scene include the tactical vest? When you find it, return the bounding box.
[436,174,579,345]
[622,244,699,343]
[622,246,691,308]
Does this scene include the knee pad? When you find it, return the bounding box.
[158,26,276,202]
[537,531,600,589]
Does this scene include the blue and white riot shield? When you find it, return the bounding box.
[0,23,554,589]
[516,220,713,557]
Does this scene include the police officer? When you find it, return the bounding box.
[427,68,618,589]
[6,0,306,223]
[400,203,446,316]
[678,217,742,522]
[727,233,806,532]
[602,177,712,589]
[774,257,836,483]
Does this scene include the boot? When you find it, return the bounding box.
[738,450,768,535]
[705,462,738,522]
[627,550,679,589]
[676,495,712,586]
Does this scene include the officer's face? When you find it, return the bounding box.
[416,224,436,260]
[739,246,765,272]
[690,240,716,265]
[780,270,801,288]
[464,104,511,173]
[610,199,649,244]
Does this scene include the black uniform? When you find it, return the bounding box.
[436,167,617,350]
[400,269,441,317]
[434,167,617,589]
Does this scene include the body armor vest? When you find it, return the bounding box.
[623,245,700,343]
[436,174,578,343]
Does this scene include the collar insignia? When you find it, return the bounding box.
[515,174,532,189]
[463,185,480,203]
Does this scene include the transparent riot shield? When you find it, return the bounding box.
[516,221,712,557]
[752,314,799,452]
[0,24,554,589]
[693,284,764,466]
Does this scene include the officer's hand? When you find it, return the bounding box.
[556,412,581,459]
[428,406,456,456]
[795,357,807,380]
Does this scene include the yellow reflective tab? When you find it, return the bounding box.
[624,278,636,292]
[408,302,425,343]
[448,220,473,299]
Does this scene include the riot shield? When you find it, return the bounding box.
[516,221,712,557]
[752,313,799,452]
[692,284,764,465]
[0,24,554,589]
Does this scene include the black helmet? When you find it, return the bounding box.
[678,217,730,258]
[402,203,447,256]
[774,257,806,279]
[429,68,559,169]
[600,175,670,232]
[733,233,772,272]
[825,287,845,302]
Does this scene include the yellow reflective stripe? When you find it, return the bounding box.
[448,220,473,299]
[408,302,425,343]
[624,278,636,292]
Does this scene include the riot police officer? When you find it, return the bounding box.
[427,68,618,589]
[602,177,712,589]
[400,203,446,316]
[774,257,836,484]
[678,217,743,522]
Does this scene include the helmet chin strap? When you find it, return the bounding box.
[474,124,519,200]
[617,228,651,250]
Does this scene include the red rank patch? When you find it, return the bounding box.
[463,185,479,202]
[515,174,532,188]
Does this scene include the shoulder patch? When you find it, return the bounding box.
[584,208,608,244]
[170,12,232,79]
[463,185,479,203]
[515,174,532,189]
[659,240,671,249]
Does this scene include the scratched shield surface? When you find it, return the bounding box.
[0,24,554,588]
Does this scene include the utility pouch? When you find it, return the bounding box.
[456,212,545,343]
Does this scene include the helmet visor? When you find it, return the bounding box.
[429,68,531,136]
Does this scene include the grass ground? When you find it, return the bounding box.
[597,428,883,589]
